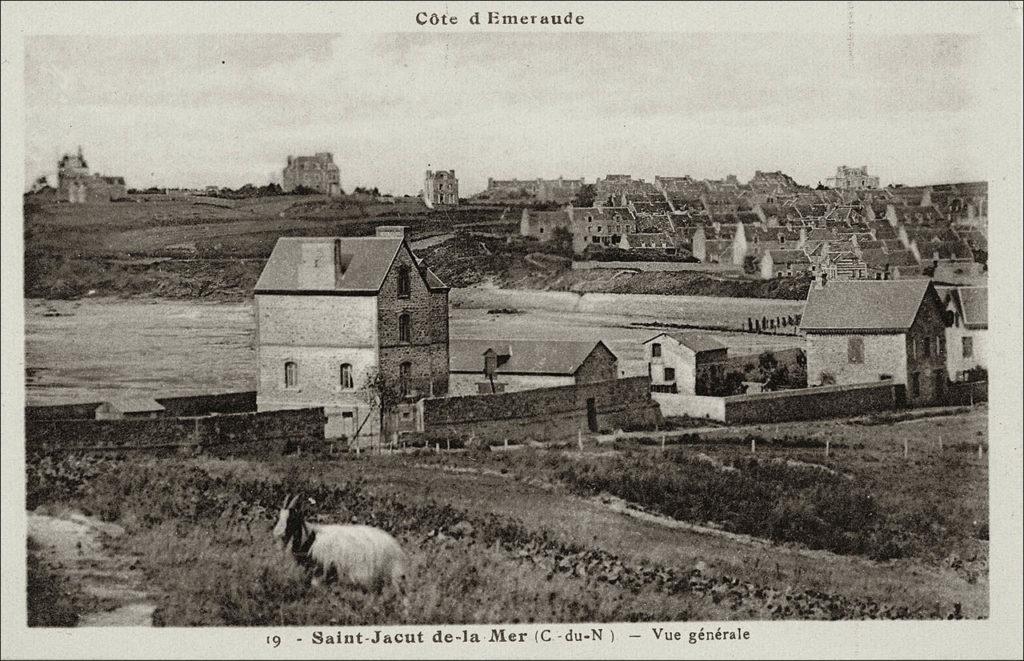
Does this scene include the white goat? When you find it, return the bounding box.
[272,494,407,594]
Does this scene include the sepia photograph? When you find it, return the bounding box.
[2,2,1021,659]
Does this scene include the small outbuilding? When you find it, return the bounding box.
[95,397,166,420]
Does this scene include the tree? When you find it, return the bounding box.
[573,184,596,207]
[550,226,574,256]
[361,367,403,451]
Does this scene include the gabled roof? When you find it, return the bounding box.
[255,236,446,294]
[948,287,988,329]
[800,279,935,333]
[644,332,727,354]
[102,397,165,413]
[449,339,615,375]
[768,249,810,264]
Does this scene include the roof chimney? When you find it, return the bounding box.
[375,225,406,238]
[333,238,349,288]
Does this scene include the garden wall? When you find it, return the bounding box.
[416,377,662,444]
[652,393,726,421]
[25,407,325,457]
[572,260,741,273]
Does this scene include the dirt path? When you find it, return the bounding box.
[27,510,156,626]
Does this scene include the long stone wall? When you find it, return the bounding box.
[26,408,325,457]
[417,377,662,444]
[572,260,741,273]
[25,391,258,420]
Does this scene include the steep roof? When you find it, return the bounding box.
[644,332,727,354]
[768,249,810,264]
[800,279,935,333]
[951,287,988,329]
[449,339,614,375]
[255,236,445,293]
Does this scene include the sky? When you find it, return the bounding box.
[24,31,987,195]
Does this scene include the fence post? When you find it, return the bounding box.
[977,444,983,460]
[661,433,666,451]
[903,438,909,459]
[750,437,756,454]
[446,437,450,452]
[435,443,439,454]
[825,439,830,457]
[577,431,583,452]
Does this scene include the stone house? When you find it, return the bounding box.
[254,226,449,440]
[94,397,165,420]
[643,333,729,395]
[57,147,126,203]
[282,153,341,196]
[937,286,988,381]
[566,207,636,254]
[448,340,618,395]
[759,249,812,279]
[519,208,573,242]
[800,279,948,406]
[423,170,459,208]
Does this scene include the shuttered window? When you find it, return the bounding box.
[847,337,864,364]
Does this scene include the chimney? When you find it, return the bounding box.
[333,239,350,288]
[814,271,828,289]
[375,225,406,238]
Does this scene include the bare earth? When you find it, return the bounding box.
[28,510,156,626]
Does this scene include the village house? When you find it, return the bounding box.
[643,333,729,396]
[448,339,618,395]
[57,146,126,203]
[826,165,880,190]
[937,286,988,382]
[800,279,949,406]
[519,208,573,243]
[94,397,165,420]
[282,153,341,196]
[423,169,459,208]
[254,227,450,440]
[566,206,637,253]
[759,249,812,279]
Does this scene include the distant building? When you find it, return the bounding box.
[282,153,341,196]
[423,170,458,208]
[643,333,729,396]
[57,146,126,203]
[759,249,812,279]
[448,339,618,395]
[827,166,880,190]
[800,279,948,406]
[254,226,450,441]
[94,397,165,420]
[486,176,584,203]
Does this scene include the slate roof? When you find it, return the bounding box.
[800,279,934,333]
[102,397,165,413]
[644,332,727,354]
[768,249,811,264]
[955,287,988,329]
[254,237,446,293]
[448,339,614,375]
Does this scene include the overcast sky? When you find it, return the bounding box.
[25,31,986,195]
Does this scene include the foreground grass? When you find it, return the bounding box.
[27,454,961,624]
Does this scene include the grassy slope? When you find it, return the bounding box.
[26,409,986,625]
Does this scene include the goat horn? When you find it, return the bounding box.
[282,493,291,509]
[288,494,301,509]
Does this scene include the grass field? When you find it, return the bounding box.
[26,406,987,626]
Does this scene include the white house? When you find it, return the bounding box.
[938,286,988,381]
[643,333,729,395]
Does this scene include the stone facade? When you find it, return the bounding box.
[423,170,458,208]
[282,153,341,196]
[255,228,449,441]
[827,165,880,190]
[645,334,729,396]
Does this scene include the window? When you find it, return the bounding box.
[910,372,921,398]
[539,227,544,234]
[910,338,919,359]
[340,363,353,389]
[284,361,298,388]
[651,343,662,358]
[399,362,412,397]
[663,367,676,381]
[848,337,864,364]
[962,336,973,358]
[397,266,411,298]
[398,313,411,342]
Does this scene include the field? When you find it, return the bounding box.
[26,405,987,625]
[25,298,802,405]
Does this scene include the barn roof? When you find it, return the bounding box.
[449,339,615,375]
[102,397,165,413]
[644,332,727,354]
[800,279,935,333]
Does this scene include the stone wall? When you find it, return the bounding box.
[417,377,662,443]
[723,381,901,424]
[572,261,741,273]
[26,408,326,457]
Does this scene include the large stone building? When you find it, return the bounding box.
[282,153,341,196]
[827,166,880,190]
[800,279,948,406]
[57,147,126,203]
[423,170,458,208]
[448,339,618,395]
[254,226,449,441]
